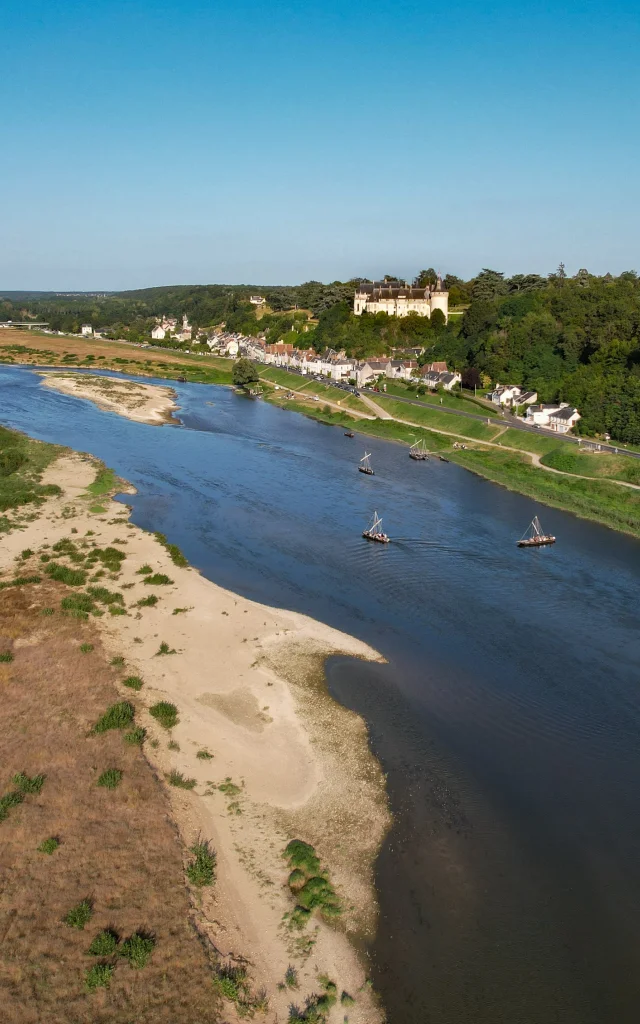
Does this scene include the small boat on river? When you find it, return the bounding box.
[439,456,450,463]
[517,515,556,548]
[363,510,390,543]
[409,439,429,461]
[359,452,374,475]
[344,431,355,438]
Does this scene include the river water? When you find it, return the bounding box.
[2,365,640,1023]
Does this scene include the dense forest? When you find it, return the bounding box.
[2,266,640,441]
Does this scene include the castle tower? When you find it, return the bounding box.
[429,275,449,322]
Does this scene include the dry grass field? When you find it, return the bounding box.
[0,578,222,1024]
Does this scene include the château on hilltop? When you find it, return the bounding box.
[354,275,449,321]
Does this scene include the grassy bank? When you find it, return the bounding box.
[0,426,63,532]
[372,394,501,441]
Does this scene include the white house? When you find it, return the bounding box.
[81,324,93,337]
[151,325,166,341]
[250,295,266,305]
[419,368,461,391]
[525,403,581,433]
[225,339,239,357]
[488,384,522,406]
[386,360,417,381]
[355,360,392,387]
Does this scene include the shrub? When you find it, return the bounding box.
[40,553,51,562]
[38,836,60,854]
[136,564,153,575]
[288,868,305,890]
[80,643,94,654]
[97,769,123,789]
[64,898,93,930]
[144,573,173,586]
[109,605,127,615]
[87,585,124,606]
[196,749,213,760]
[285,965,299,989]
[88,929,119,956]
[0,574,41,590]
[122,675,143,690]
[61,593,95,618]
[119,932,156,969]
[168,739,180,750]
[149,702,178,729]
[218,778,241,796]
[93,701,135,733]
[84,963,114,990]
[20,548,33,559]
[212,963,249,1002]
[45,562,87,586]
[90,546,126,572]
[172,606,189,615]
[13,772,46,794]
[155,641,176,655]
[166,770,196,790]
[110,655,125,667]
[0,651,13,663]
[124,726,146,745]
[186,840,216,886]
[341,992,355,1006]
[283,840,320,875]
[136,594,158,607]
[40,607,54,615]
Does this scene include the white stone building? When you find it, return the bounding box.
[525,403,581,433]
[81,324,92,337]
[151,325,166,341]
[354,276,449,321]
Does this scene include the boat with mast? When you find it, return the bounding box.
[517,515,556,548]
[409,439,429,461]
[362,510,390,543]
[359,452,374,475]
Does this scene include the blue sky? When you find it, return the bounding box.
[2,0,639,288]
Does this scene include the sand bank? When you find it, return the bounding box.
[1,451,391,1022]
[39,371,179,425]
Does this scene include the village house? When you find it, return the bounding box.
[355,360,392,387]
[151,325,166,341]
[249,295,266,305]
[81,324,92,337]
[424,361,448,373]
[264,343,294,366]
[525,403,581,433]
[386,360,417,381]
[354,276,449,321]
[488,384,522,406]
[419,367,462,391]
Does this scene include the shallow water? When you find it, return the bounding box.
[2,365,640,1022]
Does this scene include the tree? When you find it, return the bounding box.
[232,358,259,388]
[461,367,481,389]
[413,268,437,288]
[472,269,507,301]
[430,308,446,330]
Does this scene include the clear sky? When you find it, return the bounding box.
[2,0,639,289]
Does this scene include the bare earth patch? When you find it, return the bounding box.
[39,372,179,425]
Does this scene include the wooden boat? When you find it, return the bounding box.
[439,456,450,463]
[176,376,187,383]
[517,515,556,548]
[359,452,374,475]
[344,431,355,438]
[409,439,429,461]
[363,510,390,543]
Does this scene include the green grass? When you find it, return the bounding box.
[87,584,124,606]
[186,840,216,886]
[84,963,114,991]
[110,655,125,667]
[166,770,196,789]
[61,593,96,619]
[45,562,87,586]
[88,504,107,514]
[384,379,492,416]
[540,444,640,485]
[0,425,62,526]
[143,573,173,586]
[0,789,24,822]
[13,771,46,794]
[38,836,60,854]
[86,465,117,496]
[136,594,158,607]
[64,898,93,930]
[155,640,176,655]
[218,777,241,796]
[196,749,213,760]
[374,395,500,441]
[0,650,14,662]
[80,642,94,653]
[0,573,42,591]
[93,701,135,733]
[153,531,188,566]
[124,726,146,745]
[283,840,341,924]
[172,606,190,614]
[136,563,153,575]
[122,675,143,690]
[97,768,123,789]
[149,701,178,729]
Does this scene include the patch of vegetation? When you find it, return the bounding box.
[87,546,126,572]
[40,553,51,562]
[97,768,123,789]
[64,898,93,930]
[119,931,156,969]
[0,574,42,590]
[80,642,94,653]
[186,840,216,886]
[0,650,14,662]
[284,965,299,989]
[20,548,33,559]
[86,465,117,496]
[110,655,125,666]
[149,701,178,729]
[196,749,213,760]
[218,777,241,796]
[13,771,46,794]
[153,531,188,567]
[84,962,114,991]
[143,573,173,586]
[136,594,158,607]
[155,640,176,655]
[38,836,60,854]
[87,584,124,607]
[88,929,119,956]
[166,770,196,790]
[122,675,143,690]
[88,504,106,514]
[212,962,267,1014]
[341,991,355,1006]
[168,739,180,750]
[172,606,190,615]
[45,562,87,586]
[40,606,55,615]
[61,593,96,619]
[93,701,135,733]
[283,840,341,925]
[0,425,62,519]
[136,564,153,575]
[124,726,146,745]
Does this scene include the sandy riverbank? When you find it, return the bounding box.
[39,371,179,425]
[1,451,391,1022]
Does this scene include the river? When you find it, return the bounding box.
[2,364,640,1023]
